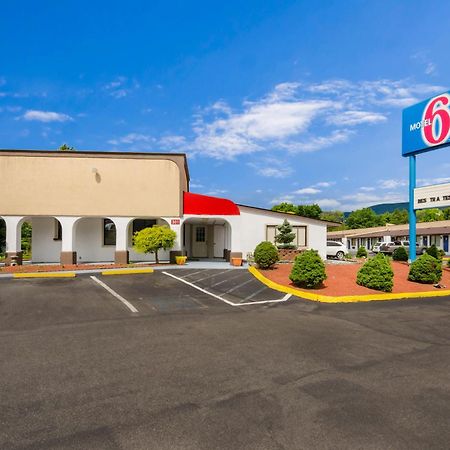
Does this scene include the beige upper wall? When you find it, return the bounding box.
[0,151,189,217]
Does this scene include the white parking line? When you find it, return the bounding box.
[211,271,247,287]
[223,278,255,294]
[194,269,231,283]
[245,285,270,300]
[163,271,291,307]
[179,270,205,279]
[90,276,139,313]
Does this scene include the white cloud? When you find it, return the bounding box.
[315,198,341,209]
[108,133,154,146]
[360,186,375,192]
[294,187,321,195]
[257,166,293,178]
[159,135,187,148]
[425,62,436,75]
[418,176,450,186]
[327,110,387,126]
[270,195,295,204]
[102,76,139,99]
[313,181,335,188]
[22,110,73,122]
[378,179,408,189]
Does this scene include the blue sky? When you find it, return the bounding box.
[1,0,449,211]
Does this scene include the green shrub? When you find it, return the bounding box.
[426,244,441,260]
[356,253,394,292]
[274,219,296,249]
[133,225,176,264]
[408,253,442,284]
[392,246,408,261]
[447,258,450,268]
[254,241,279,269]
[356,246,368,258]
[289,249,326,289]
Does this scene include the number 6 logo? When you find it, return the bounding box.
[422,93,450,146]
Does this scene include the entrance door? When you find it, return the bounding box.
[214,225,225,258]
[192,225,208,257]
[444,235,449,253]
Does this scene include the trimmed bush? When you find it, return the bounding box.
[392,246,408,261]
[356,253,394,292]
[289,249,326,289]
[426,244,441,260]
[356,246,368,258]
[254,241,279,269]
[408,253,442,284]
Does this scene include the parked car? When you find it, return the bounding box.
[372,242,384,253]
[380,241,426,255]
[326,241,347,260]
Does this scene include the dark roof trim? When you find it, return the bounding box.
[237,204,341,226]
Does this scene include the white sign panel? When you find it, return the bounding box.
[414,182,450,209]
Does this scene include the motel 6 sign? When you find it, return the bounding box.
[402,90,450,262]
[402,91,450,156]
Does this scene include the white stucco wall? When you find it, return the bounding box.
[31,217,62,263]
[238,207,328,259]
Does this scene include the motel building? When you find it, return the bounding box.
[0,150,334,266]
[328,220,450,255]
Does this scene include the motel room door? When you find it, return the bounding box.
[213,225,226,258]
[192,225,208,257]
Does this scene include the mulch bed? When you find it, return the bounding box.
[0,262,171,274]
[259,261,450,296]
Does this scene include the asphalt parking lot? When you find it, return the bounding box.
[1,271,450,449]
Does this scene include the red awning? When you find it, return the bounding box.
[183,192,240,215]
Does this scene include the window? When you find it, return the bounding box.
[266,225,307,247]
[53,219,62,241]
[103,219,116,246]
[196,226,206,242]
[132,219,156,234]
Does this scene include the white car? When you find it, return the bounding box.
[372,242,384,253]
[326,241,347,260]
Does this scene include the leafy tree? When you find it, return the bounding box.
[58,144,76,152]
[21,222,32,256]
[254,241,279,269]
[389,209,409,225]
[417,208,444,222]
[133,225,176,264]
[271,203,297,214]
[346,208,382,229]
[274,219,296,249]
[297,204,322,219]
[320,210,345,224]
[443,207,450,220]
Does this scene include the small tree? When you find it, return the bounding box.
[426,244,441,260]
[356,253,394,292]
[254,241,279,269]
[289,250,326,289]
[408,253,442,284]
[392,246,408,261]
[58,144,76,151]
[133,225,176,264]
[356,246,368,258]
[274,219,296,249]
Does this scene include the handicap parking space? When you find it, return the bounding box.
[163,268,290,305]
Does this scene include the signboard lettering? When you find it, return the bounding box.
[413,182,450,210]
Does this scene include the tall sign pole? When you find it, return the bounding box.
[402,91,450,263]
[408,155,416,262]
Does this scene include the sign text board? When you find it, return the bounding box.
[414,182,450,210]
[402,91,450,156]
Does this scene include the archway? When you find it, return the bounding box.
[181,218,232,260]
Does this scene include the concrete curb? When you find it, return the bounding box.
[101,268,154,276]
[248,266,450,303]
[13,272,77,279]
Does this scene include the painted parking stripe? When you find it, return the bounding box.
[245,285,270,301]
[221,278,255,294]
[163,271,291,307]
[90,276,139,313]
[179,270,205,279]
[211,271,248,288]
[193,269,232,283]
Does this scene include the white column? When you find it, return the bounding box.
[110,217,132,251]
[4,216,24,253]
[56,217,80,252]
